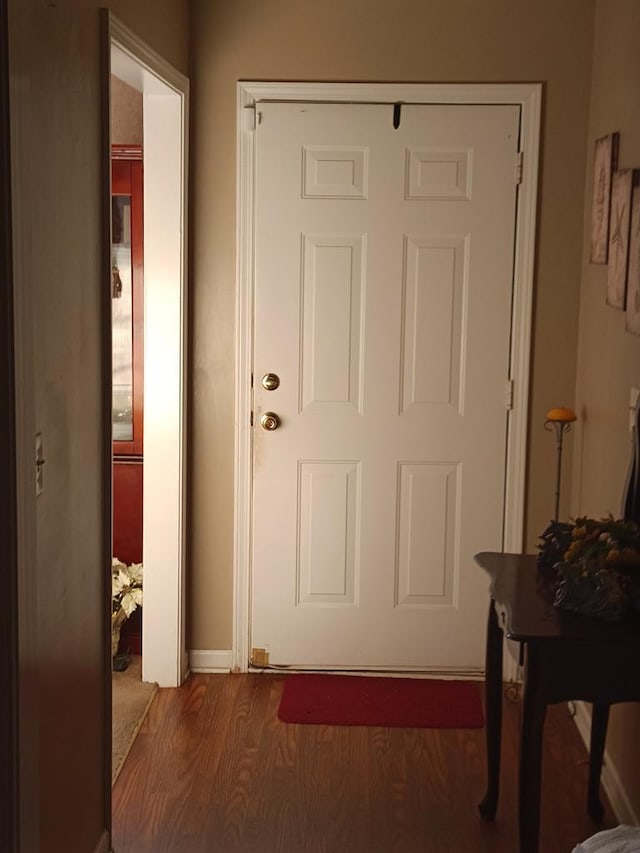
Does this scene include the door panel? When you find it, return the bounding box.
[401,235,466,414]
[301,234,364,414]
[396,461,458,607]
[298,461,359,606]
[251,102,519,670]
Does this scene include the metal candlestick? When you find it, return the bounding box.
[544,408,577,522]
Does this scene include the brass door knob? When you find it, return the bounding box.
[260,412,280,431]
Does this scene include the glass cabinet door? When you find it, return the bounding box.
[112,193,134,442]
[111,154,143,455]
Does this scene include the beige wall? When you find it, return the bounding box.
[571,0,640,822]
[110,0,189,76]
[8,2,188,850]
[111,76,143,145]
[189,0,596,649]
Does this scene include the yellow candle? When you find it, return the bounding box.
[545,407,577,423]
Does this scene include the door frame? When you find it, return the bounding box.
[105,13,190,687]
[0,0,18,846]
[234,82,542,675]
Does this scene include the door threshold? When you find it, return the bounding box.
[248,664,485,680]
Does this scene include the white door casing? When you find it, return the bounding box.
[109,15,190,687]
[235,83,541,676]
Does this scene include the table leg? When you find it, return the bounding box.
[587,704,609,823]
[479,600,503,821]
[519,643,547,853]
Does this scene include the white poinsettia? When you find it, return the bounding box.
[120,586,143,617]
[127,562,143,584]
[112,557,143,618]
[112,569,126,597]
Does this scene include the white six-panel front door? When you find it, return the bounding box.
[251,102,519,671]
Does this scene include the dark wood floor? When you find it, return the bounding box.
[112,674,615,852]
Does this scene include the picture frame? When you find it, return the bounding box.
[626,183,640,335]
[590,132,619,264]
[606,169,634,310]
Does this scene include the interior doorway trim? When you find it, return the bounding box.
[0,0,18,844]
[107,14,189,687]
[234,82,542,677]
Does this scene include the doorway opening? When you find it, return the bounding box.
[107,14,189,691]
[110,139,144,667]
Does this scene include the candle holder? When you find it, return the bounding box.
[544,407,577,522]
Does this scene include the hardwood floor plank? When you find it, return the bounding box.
[112,674,615,852]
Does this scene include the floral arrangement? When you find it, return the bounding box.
[537,516,640,621]
[112,558,143,658]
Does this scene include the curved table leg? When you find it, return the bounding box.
[479,600,503,821]
[519,643,547,853]
[588,703,609,823]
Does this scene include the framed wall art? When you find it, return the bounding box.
[606,169,634,310]
[626,183,640,335]
[590,132,619,264]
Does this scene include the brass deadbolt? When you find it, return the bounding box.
[261,373,280,391]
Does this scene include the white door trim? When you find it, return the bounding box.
[108,14,190,687]
[234,82,541,675]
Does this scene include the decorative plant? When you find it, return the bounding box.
[112,558,143,619]
[538,516,640,621]
[537,519,573,568]
[112,558,143,658]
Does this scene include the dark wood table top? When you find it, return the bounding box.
[474,551,640,645]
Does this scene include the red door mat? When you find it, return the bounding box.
[277,673,484,728]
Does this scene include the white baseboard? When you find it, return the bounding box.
[93,829,111,853]
[573,701,639,825]
[189,649,233,673]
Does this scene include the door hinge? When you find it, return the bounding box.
[250,411,254,426]
[505,379,514,410]
[515,151,524,185]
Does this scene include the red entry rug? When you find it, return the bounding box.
[277,673,484,728]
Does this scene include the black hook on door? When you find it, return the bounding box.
[393,103,402,129]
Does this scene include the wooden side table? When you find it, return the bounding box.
[475,552,640,853]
